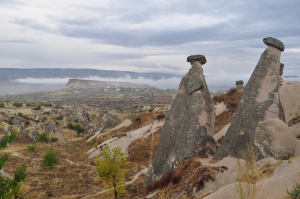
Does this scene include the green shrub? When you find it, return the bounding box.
[12,102,23,107]
[37,132,50,143]
[67,122,74,129]
[149,108,154,112]
[74,119,79,123]
[286,183,300,199]
[41,150,59,168]
[26,103,31,107]
[74,124,85,135]
[0,102,4,108]
[46,188,53,196]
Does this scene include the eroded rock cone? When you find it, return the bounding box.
[215,37,286,160]
[144,55,216,186]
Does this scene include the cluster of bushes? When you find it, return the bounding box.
[12,102,23,107]
[67,122,85,135]
[145,171,181,193]
[0,102,4,108]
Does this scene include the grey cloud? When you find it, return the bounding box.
[93,52,146,60]
[0,39,35,43]
[130,61,160,68]
[10,0,300,48]
[11,18,53,33]
[161,64,181,70]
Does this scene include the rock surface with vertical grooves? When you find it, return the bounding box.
[144,58,216,186]
[215,44,286,160]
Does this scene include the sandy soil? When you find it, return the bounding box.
[215,102,227,116]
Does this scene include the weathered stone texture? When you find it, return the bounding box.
[215,45,285,160]
[263,37,285,51]
[144,59,216,186]
[100,113,121,132]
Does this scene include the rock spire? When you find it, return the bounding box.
[144,54,216,186]
[215,37,286,160]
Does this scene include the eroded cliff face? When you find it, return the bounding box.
[215,44,286,160]
[144,58,216,186]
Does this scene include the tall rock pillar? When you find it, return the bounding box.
[215,37,285,160]
[144,55,216,186]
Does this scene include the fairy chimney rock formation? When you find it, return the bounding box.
[144,54,216,186]
[215,37,287,160]
[236,80,244,89]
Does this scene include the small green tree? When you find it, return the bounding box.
[37,132,50,143]
[0,132,27,198]
[27,145,38,156]
[74,124,85,135]
[94,146,129,199]
[41,150,59,168]
[0,103,4,108]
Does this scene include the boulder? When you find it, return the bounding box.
[253,118,300,159]
[45,123,64,142]
[12,115,22,126]
[100,113,121,132]
[83,123,96,138]
[26,127,40,141]
[216,38,285,160]
[278,80,300,123]
[32,114,39,122]
[144,55,216,186]
[263,37,285,51]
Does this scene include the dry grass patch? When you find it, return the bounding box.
[213,89,243,134]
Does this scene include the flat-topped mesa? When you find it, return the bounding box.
[144,54,216,186]
[263,37,285,51]
[187,54,207,65]
[215,37,289,160]
[236,80,244,89]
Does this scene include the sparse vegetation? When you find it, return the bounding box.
[26,144,38,156]
[286,183,300,199]
[94,146,129,198]
[0,132,27,198]
[0,102,4,108]
[38,132,50,143]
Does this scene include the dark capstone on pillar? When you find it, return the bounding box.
[144,54,216,186]
[236,80,244,89]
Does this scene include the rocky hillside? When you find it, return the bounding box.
[0,79,165,103]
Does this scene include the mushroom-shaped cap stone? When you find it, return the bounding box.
[263,37,285,51]
[187,54,207,65]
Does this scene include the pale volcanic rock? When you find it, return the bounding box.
[100,113,121,132]
[254,118,300,159]
[144,55,216,186]
[278,80,300,123]
[216,38,285,160]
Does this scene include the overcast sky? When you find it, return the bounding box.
[1,0,300,88]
